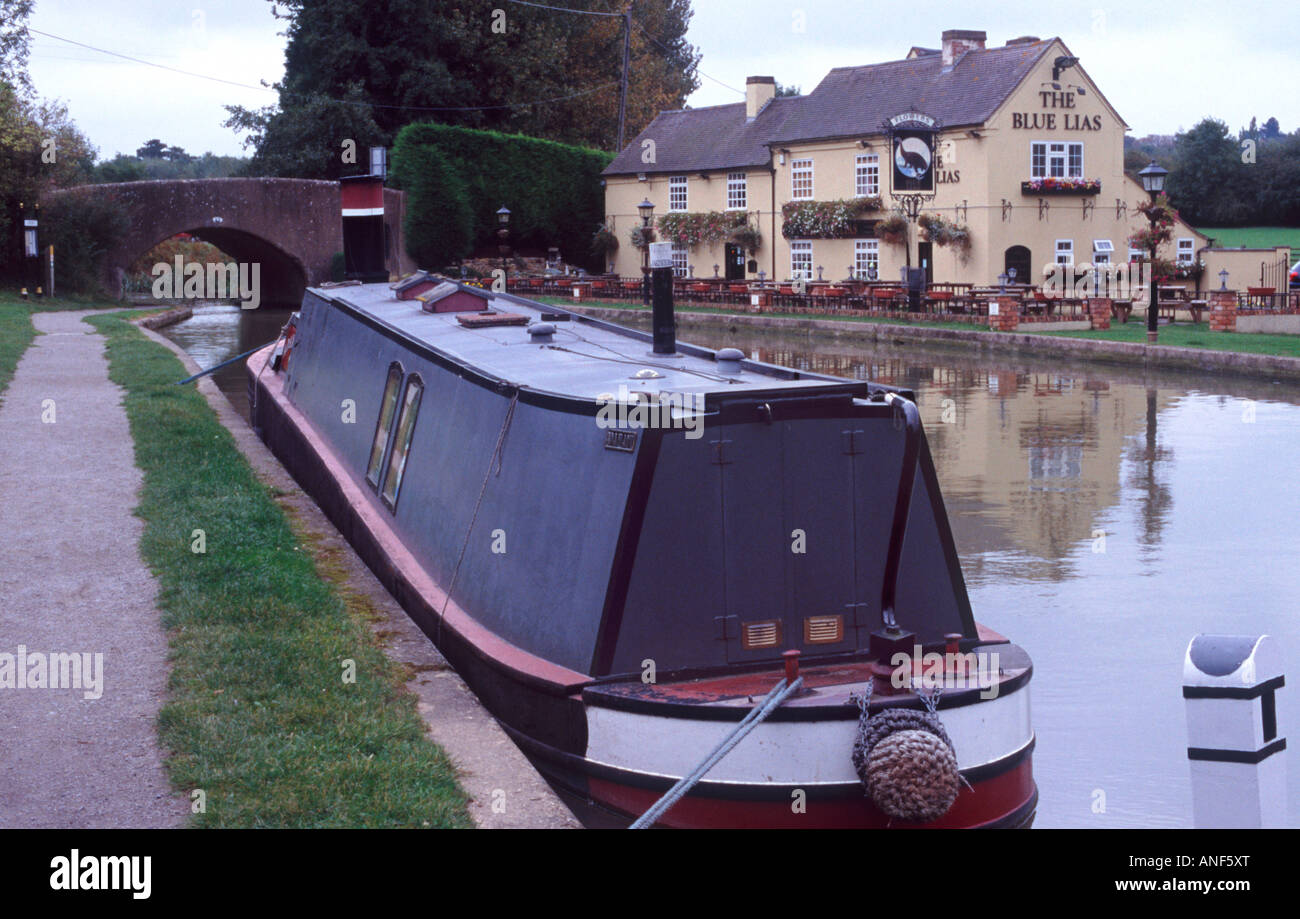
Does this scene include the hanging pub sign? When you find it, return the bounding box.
[886,111,940,194]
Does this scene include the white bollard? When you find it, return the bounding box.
[1183,634,1287,828]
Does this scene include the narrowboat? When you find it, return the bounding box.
[248,274,1036,828]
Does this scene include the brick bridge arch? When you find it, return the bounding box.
[50,178,411,306]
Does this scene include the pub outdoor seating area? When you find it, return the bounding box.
[502,273,1300,324]
[504,274,1112,323]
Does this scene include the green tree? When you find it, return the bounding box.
[1167,118,1252,226]
[226,0,699,176]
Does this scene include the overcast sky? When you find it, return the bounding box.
[26,0,1299,160]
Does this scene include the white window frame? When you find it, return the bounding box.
[791,158,814,200]
[1176,238,1195,265]
[790,241,813,280]
[1128,247,1145,263]
[669,175,688,212]
[854,239,879,279]
[726,172,747,210]
[1055,239,1074,265]
[1092,240,1114,265]
[671,243,688,277]
[855,153,879,197]
[1031,141,1083,179]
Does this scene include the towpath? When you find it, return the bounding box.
[0,311,186,828]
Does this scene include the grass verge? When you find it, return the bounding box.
[1035,321,1300,358]
[0,290,121,399]
[85,311,472,828]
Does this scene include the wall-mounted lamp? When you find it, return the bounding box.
[967,130,982,139]
[637,172,647,182]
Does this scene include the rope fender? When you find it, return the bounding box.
[850,688,963,824]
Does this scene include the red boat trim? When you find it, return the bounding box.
[504,718,1033,798]
[581,669,1031,722]
[503,721,1036,828]
[251,344,592,695]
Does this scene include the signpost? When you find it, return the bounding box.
[885,112,940,311]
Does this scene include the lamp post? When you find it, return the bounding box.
[496,206,511,285]
[1138,161,1169,344]
[638,197,654,305]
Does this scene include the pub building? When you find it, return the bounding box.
[602,30,1283,302]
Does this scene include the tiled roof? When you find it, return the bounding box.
[603,39,1059,176]
[602,95,802,176]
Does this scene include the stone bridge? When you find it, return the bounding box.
[49,178,413,306]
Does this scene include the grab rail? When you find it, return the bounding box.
[880,392,921,631]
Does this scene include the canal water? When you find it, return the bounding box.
[163,305,1300,829]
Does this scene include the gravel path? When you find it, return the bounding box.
[0,311,186,828]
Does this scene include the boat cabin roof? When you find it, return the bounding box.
[311,281,876,404]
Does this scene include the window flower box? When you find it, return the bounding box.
[781,198,882,239]
[1021,178,1102,195]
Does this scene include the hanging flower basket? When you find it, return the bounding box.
[628,225,656,249]
[590,224,619,258]
[917,213,972,264]
[729,223,762,254]
[875,212,909,246]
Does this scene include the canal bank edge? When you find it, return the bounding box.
[134,315,581,829]
[568,305,1300,384]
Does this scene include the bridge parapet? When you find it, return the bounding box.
[48,178,411,305]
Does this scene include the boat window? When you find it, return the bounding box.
[366,363,404,487]
[381,375,423,508]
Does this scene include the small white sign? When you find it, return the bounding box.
[988,301,1000,316]
[750,293,760,306]
[649,242,673,269]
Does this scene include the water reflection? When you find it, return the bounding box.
[692,326,1300,829]
[160,303,295,420]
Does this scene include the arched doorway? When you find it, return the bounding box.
[1004,245,1031,284]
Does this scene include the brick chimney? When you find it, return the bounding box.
[746,76,776,121]
[941,29,986,67]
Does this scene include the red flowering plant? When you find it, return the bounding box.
[917,212,972,262]
[781,197,882,239]
[1022,176,1102,193]
[656,211,748,248]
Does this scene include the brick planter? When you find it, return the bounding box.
[1088,297,1112,331]
[987,296,1020,332]
[1209,290,1237,332]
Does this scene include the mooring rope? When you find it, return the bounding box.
[436,390,519,645]
[629,675,804,829]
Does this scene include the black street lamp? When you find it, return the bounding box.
[1138,161,1169,344]
[638,197,654,304]
[496,206,511,284]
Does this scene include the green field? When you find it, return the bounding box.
[1198,226,1300,254]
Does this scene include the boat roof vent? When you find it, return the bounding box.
[528,322,556,342]
[716,347,745,375]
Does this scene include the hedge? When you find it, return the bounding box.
[390,123,613,271]
[390,142,474,270]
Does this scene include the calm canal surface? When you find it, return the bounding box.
[163,305,1300,828]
